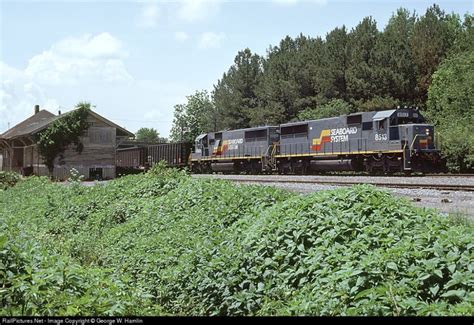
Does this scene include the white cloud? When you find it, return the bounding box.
[0,33,192,138]
[0,32,133,133]
[0,61,60,132]
[177,0,221,23]
[174,31,189,42]
[51,33,127,59]
[24,32,132,85]
[198,32,226,49]
[138,3,160,28]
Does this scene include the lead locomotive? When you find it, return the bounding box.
[190,107,444,174]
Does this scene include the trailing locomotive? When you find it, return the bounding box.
[190,107,443,174]
[190,126,279,173]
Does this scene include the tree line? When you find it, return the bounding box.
[170,5,473,171]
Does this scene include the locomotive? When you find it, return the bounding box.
[190,107,443,174]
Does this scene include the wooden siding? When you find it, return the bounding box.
[24,114,119,180]
[33,166,115,180]
[24,145,35,167]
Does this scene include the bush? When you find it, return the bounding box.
[0,171,21,190]
[0,172,472,316]
[427,51,474,172]
[298,99,353,121]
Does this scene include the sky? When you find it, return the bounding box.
[0,0,472,138]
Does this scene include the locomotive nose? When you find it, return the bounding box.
[410,124,435,151]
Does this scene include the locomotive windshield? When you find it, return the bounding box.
[390,109,425,125]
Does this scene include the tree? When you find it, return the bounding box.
[213,49,263,129]
[372,8,417,103]
[412,5,461,104]
[426,50,474,172]
[346,17,379,102]
[135,128,162,142]
[325,26,350,100]
[35,102,90,175]
[450,13,474,55]
[356,96,399,112]
[297,99,352,121]
[257,35,328,124]
[170,90,216,143]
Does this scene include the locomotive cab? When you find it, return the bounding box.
[192,133,209,157]
[387,108,442,171]
[388,108,436,151]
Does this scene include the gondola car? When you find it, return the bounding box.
[116,142,192,175]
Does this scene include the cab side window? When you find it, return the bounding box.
[378,120,386,130]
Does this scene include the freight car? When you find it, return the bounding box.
[116,142,192,174]
[147,142,192,167]
[116,147,147,169]
[190,107,444,174]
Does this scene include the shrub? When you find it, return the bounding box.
[0,171,21,190]
[0,172,472,316]
[427,51,474,172]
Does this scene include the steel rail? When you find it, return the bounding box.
[204,176,474,192]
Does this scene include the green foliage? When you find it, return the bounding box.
[450,14,474,54]
[0,171,21,190]
[346,17,379,102]
[411,5,461,103]
[355,96,399,112]
[298,99,352,121]
[371,8,417,103]
[35,102,90,173]
[213,49,263,129]
[1,172,472,316]
[427,50,474,172]
[170,90,216,142]
[325,26,349,100]
[135,128,164,143]
[257,35,330,124]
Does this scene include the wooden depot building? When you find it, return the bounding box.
[0,105,134,180]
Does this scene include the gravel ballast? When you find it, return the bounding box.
[193,174,474,218]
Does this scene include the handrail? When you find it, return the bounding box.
[410,134,428,151]
[270,143,278,157]
[264,144,272,157]
[402,140,409,170]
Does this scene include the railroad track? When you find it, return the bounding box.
[424,173,474,178]
[196,175,474,192]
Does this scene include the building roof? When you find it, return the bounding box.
[87,110,134,137]
[0,108,134,140]
[0,110,59,140]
